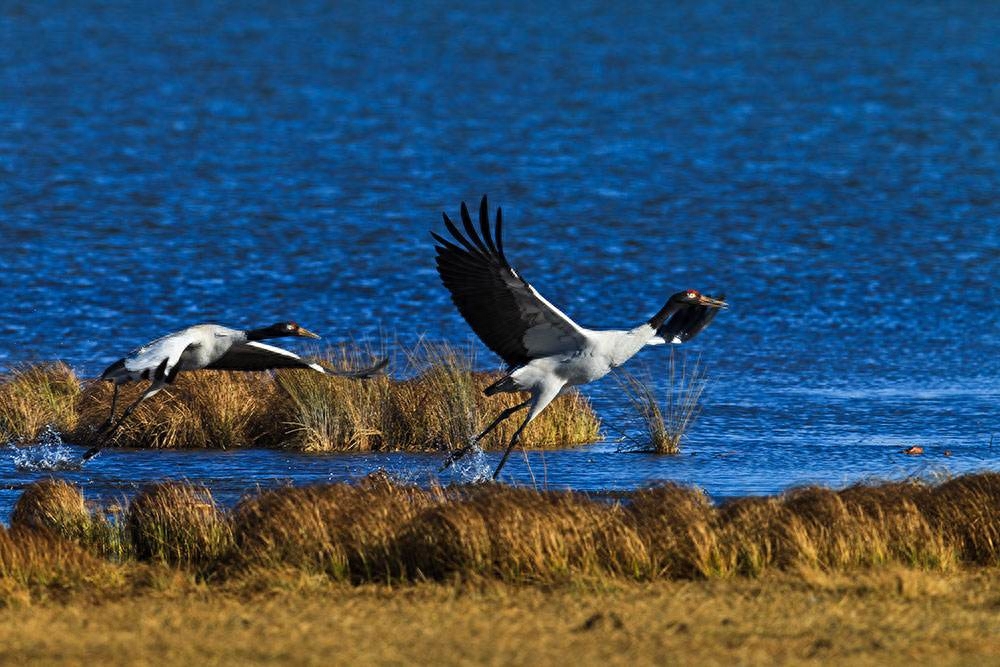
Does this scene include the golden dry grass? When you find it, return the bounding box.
[0,363,80,444]
[72,371,282,450]
[272,344,601,452]
[0,571,998,665]
[10,478,91,540]
[618,350,707,454]
[1,473,1000,665]
[0,347,600,451]
[126,482,233,571]
[7,473,1000,591]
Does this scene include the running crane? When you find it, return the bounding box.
[434,196,727,479]
[82,321,387,461]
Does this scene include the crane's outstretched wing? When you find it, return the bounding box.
[207,342,389,378]
[207,342,324,372]
[655,294,726,344]
[433,195,588,368]
[120,330,195,381]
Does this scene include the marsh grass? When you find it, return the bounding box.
[276,342,600,452]
[231,471,441,581]
[3,473,1000,591]
[618,350,706,454]
[9,343,599,452]
[0,363,80,444]
[72,372,281,450]
[126,482,233,573]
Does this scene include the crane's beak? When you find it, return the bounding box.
[697,294,728,309]
[297,327,321,339]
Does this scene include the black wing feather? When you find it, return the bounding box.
[433,195,585,368]
[206,343,320,371]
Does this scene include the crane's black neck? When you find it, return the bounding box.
[648,297,684,330]
[246,324,289,341]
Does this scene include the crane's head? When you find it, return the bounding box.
[268,321,321,339]
[671,290,728,309]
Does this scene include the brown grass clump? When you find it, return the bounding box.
[618,351,707,454]
[11,479,91,542]
[627,484,722,578]
[126,483,232,571]
[2,472,1000,592]
[274,343,599,452]
[837,481,953,568]
[924,473,1000,565]
[0,363,80,444]
[716,495,786,576]
[773,486,887,570]
[400,486,649,583]
[74,372,282,450]
[0,525,120,599]
[66,344,599,452]
[231,472,439,581]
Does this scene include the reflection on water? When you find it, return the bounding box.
[1,0,998,518]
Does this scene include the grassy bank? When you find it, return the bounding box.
[0,348,600,451]
[3,473,1000,664]
[1,571,998,665]
[4,472,999,598]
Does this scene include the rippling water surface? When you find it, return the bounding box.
[1,1,998,517]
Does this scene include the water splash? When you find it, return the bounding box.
[451,444,492,483]
[10,426,82,471]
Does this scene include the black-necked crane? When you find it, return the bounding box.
[81,321,387,461]
[434,196,727,480]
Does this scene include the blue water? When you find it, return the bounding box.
[1,1,998,516]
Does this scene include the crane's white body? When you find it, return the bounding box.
[104,324,322,386]
[503,323,660,413]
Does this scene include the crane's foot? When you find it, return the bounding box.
[439,444,475,472]
[80,446,102,463]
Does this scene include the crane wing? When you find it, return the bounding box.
[123,330,195,378]
[208,342,389,378]
[654,294,726,344]
[433,195,588,368]
[206,342,326,372]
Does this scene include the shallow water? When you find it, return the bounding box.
[1,0,998,518]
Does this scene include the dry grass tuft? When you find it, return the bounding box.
[73,372,281,450]
[231,472,440,581]
[838,481,953,568]
[11,479,91,542]
[274,343,599,452]
[62,345,599,452]
[0,525,121,598]
[618,351,707,454]
[628,484,722,577]
[4,473,1000,590]
[401,486,650,583]
[126,483,232,571]
[0,363,80,444]
[925,473,1000,565]
[716,495,786,576]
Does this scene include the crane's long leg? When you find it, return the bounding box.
[491,412,533,480]
[439,399,531,472]
[98,384,120,433]
[491,385,563,480]
[81,382,166,462]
